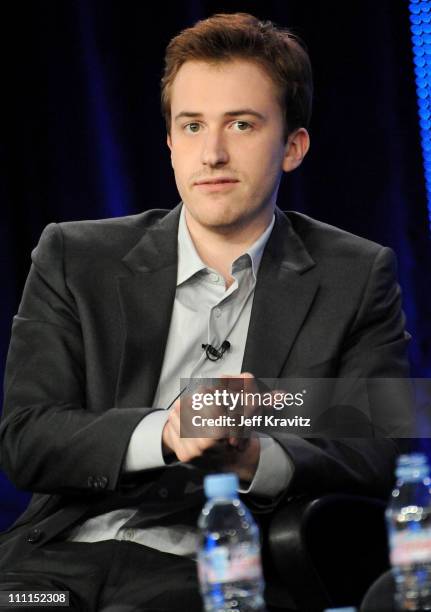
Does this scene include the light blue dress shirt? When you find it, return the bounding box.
[67,206,292,554]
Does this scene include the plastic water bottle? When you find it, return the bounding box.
[197,473,266,612]
[386,453,431,610]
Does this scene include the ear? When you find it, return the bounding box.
[282,128,310,173]
[167,133,174,168]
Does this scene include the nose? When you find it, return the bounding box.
[200,130,229,167]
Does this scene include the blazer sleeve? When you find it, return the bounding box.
[271,246,412,500]
[337,246,410,378]
[0,223,158,495]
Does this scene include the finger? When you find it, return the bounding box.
[179,435,219,462]
[228,436,250,450]
[162,421,175,453]
[218,372,255,379]
[168,409,181,437]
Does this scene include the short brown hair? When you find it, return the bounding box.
[161,12,313,142]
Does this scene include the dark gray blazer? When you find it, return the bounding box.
[0,203,410,568]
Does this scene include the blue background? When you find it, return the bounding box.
[1,0,430,528]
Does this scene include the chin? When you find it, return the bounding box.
[198,212,244,230]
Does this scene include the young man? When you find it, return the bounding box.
[0,12,409,611]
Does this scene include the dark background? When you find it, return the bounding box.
[1,0,430,527]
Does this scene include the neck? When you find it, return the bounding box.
[184,208,273,284]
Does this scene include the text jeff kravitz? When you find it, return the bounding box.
[191,414,311,427]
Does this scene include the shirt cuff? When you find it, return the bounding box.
[124,410,170,472]
[238,436,293,497]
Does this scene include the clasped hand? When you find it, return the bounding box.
[161,373,261,483]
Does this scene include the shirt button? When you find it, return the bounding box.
[159,487,169,499]
[209,273,219,283]
[214,308,222,318]
[124,529,134,540]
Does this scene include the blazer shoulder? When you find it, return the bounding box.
[284,211,386,261]
[60,208,171,244]
[34,208,173,262]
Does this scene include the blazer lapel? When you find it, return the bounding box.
[114,204,319,403]
[115,205,181,407]
[242,208,319,378]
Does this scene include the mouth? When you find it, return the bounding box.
[194,178,239,191]
[195,177,238,185]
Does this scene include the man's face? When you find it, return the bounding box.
[167,59,293,234]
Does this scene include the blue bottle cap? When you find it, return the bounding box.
[204,473,239,499]
[324,608,357,612]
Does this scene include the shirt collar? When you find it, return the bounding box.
[177,204,275,286]
[246,213,275,279]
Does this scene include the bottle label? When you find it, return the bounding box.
[390,528,431,565]
[198,543,262,584]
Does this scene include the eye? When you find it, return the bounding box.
[184,123,201,134]
[232,121,252,132]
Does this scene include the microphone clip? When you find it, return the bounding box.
[202,340,231,361]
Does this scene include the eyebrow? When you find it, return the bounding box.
[174,109,266,122]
